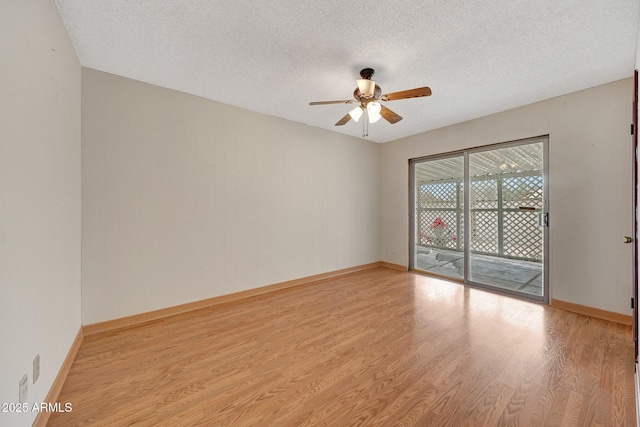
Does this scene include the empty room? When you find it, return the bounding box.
[2,0,640,425]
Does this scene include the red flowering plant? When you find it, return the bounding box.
[421,216,455,246]
[430,217,448,230]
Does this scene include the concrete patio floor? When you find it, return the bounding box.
[415,247,543,297]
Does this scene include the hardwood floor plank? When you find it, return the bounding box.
[497,377,547,425]
[48,268,635,426]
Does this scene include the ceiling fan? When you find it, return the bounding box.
[309,68,432,136]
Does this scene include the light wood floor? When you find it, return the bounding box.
[49,267,635,426]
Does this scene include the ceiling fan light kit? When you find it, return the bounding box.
[309,68,432,137]
[367,101,381,115]
[349,106,363,122]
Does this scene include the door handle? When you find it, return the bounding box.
[624,236,634,243]
[538,212,548,227]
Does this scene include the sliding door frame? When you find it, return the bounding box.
[409,150,466,282]
[409,135,549,303]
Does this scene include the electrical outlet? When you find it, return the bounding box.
[33,354,40,383]
[19,374,28,403]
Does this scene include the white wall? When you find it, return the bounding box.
[381,78,634,315]
[0,0,81,426]
[81,69,381,325]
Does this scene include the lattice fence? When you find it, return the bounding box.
[417,180,462,250]
[503,211,543,259]
[470,211,498,253]
[503,175,543,209]
[417,172,543,261]
[418,181,457,209]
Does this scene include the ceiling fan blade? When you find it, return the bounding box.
[381,86,432,101]
[309,100,356,106]
[380,105,403,124]
[335,113,352,126]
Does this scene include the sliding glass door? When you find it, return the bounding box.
[410,137,548,302]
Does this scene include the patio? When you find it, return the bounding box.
[415,246,543,296]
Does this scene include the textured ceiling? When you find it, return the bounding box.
[55,0,638,143]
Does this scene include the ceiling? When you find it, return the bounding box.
[55,0,639,143]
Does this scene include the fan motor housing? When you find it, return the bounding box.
[354,84,382,101]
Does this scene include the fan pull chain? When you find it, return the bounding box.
[362,109,368,137]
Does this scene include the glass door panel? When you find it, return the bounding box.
[468,141,545,298]
[412,155,465,280]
